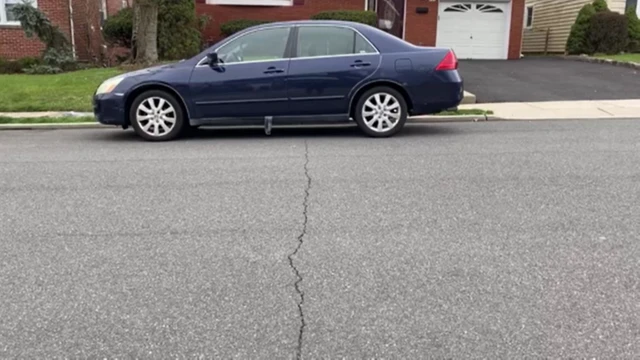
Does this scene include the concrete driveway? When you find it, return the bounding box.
[2,122,640,358]
[459,57,640,103]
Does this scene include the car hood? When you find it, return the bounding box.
[121,62,181,78]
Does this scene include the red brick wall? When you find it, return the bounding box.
[196,0,363,44]
[0,0,70,60]
[508,0,524,59]
[404,0,438,46]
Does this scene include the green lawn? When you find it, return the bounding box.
[0,68,122,112]
[594,53,640,63]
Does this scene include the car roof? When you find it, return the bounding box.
[252,20,373,30]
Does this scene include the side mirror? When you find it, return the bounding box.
[206,52,219,66]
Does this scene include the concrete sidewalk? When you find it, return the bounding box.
[459,99,640,120]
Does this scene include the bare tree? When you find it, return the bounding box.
[132,0,158,64]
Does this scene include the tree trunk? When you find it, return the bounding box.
[133,0,158,64]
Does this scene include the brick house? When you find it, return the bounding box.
[0,0,126,61]
[197,0,525,59]
[1,0,525,61]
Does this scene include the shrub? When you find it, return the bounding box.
[589,11,628,54]
[103,0,208,61]
[0,59,23,74]
[23,64,63,74]
[0,57,43,74]
[592,0,609,12]
[16,56,42,69]
[626,6,640,52]
[11,3,76,73]
[566,4,596,54]
[310,10,377,26]
[103,7,133,48]
[157,0,208,60]
[220,19,271,37]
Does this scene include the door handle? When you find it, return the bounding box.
[350,61,371,68]
[264,67,284,74]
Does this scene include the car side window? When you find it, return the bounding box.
[216,27,291,64]
[296,26,376,58]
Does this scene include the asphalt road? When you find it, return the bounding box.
[1,120,639,358]
[459,57,640,103]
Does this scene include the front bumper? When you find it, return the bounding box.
[93,93,127,126]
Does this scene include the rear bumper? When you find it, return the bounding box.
[93,93,126,125]
[409,70,464,115]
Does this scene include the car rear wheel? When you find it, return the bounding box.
[354,87,407,137]
[129,90,186,141]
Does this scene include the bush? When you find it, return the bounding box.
[23,64,63,74]
[592,0,609,12]
[566,4,596,54]
[220,19,271,37]
[157,0,207,60]
[11,3,77,73]
[589,11,628,54]
[0,57,42,74]
[103,7,133,48]
[16,56,42,69]
[626,6,640,52]
[103,0,208,61]
[310,10,377,26]
[0,59,23,74]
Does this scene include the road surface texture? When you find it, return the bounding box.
[1,120,639,358]
[459,57,640,103]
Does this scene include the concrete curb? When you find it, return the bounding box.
[559,55,640,70]
[0,115,498,130]
[0,123,109,130]
[2,116,633,130]
[409,114,497,123]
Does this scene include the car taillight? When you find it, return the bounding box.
[435,50,458,71]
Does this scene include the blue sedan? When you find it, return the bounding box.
[93,20,463,141]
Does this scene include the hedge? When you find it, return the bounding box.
[220,19,271,37]
[589,11,628,54]
[0,57,42,74]
[310,10,377,26]
[626,6,640,52]
[566,3,596,55]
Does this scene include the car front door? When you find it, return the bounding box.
[286,25,380,117]
[189,26,293,120]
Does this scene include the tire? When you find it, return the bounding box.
[129,90,186,141]
[354,86,408,138]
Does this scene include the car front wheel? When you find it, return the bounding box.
[354,86,408,137]
[129,90,186,141]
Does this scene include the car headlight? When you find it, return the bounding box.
[96,76,125,95]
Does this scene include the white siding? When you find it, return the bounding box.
[522,0,628,54]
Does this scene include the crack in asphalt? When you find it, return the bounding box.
[287,140,310,360]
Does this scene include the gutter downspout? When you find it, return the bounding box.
[68,0,76,59]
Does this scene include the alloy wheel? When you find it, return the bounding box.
[361,92,402,133]
[136,96,177,137]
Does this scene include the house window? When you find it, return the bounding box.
[1,0,36,25]
[525,5,534,28]
[366,0,377,12]
[206,0,292,5]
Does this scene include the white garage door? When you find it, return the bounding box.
[436,2,510,60]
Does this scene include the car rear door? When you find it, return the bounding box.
[188,26,294,120]
[285,25,381,117]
